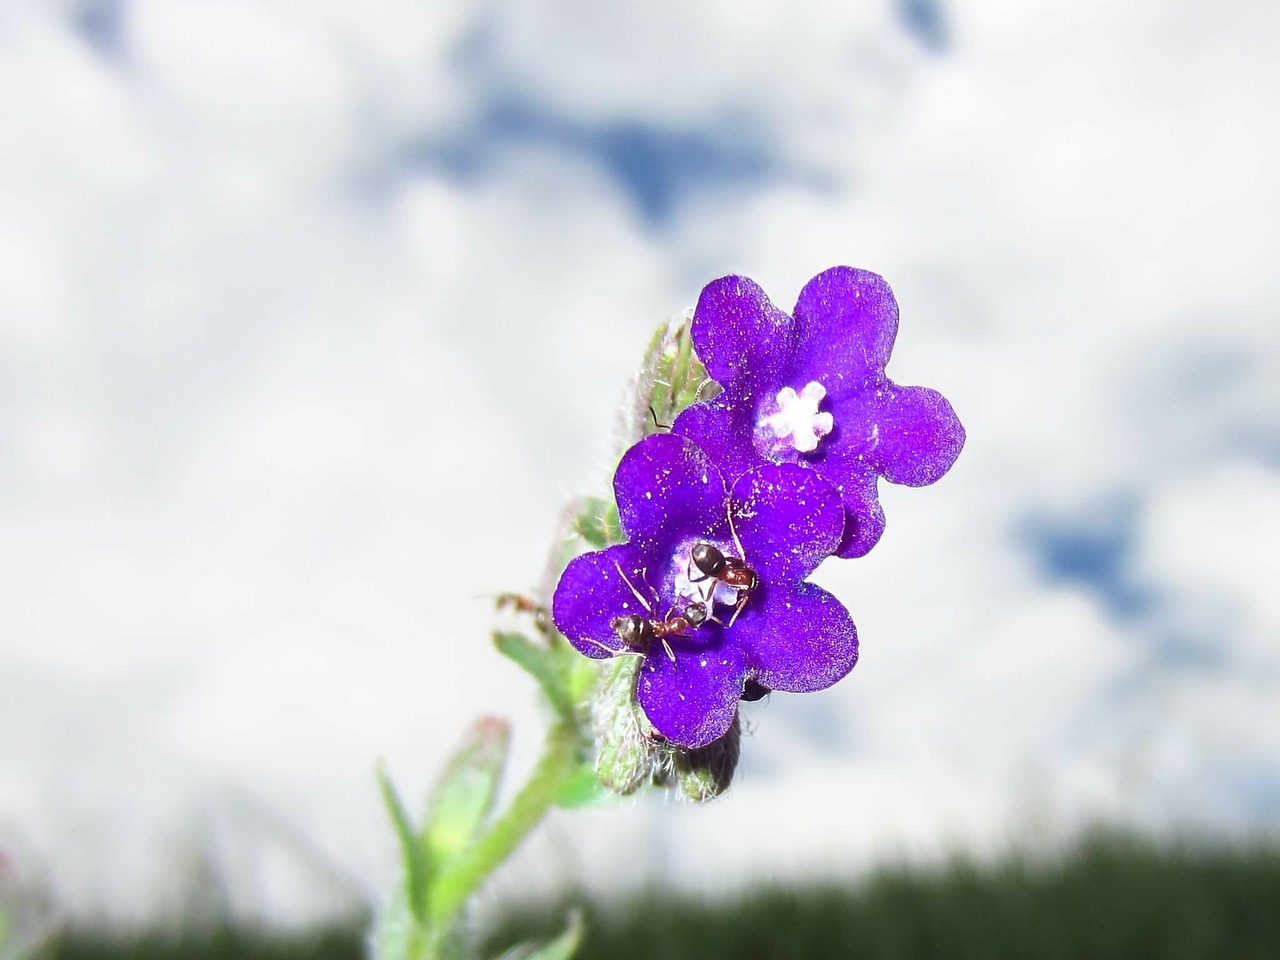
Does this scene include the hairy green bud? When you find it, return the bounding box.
[591,657,663,795]
[621,310,717,444]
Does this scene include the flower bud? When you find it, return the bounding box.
[620,309,717,445]
[674,713,741,802]
[591,657,664,795]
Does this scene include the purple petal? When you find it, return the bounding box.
[691,275,795,391]
[729,464,844,583]
[825,389,882,461]
[831,467,886,559]
[791,267,899,393]
[636,635,747,748]
[551,543,657,659]
[870,384,965,487]
[670,396,759,484]
[614,434,728,549]
[734,582,858,693]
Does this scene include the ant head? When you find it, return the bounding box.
[691,542,726,577]
[610,614,650,649]
[683,602,709,628]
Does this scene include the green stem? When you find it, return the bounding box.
[425,720,580,930]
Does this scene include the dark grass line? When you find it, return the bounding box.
[481,832,1280,960]
[38,832,1280,959]
[45,925,364,960]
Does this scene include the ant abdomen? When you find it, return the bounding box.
[610,613,655,650]
[690,542,727,579]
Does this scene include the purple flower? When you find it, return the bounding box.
[552,434,857,749]
[673,267,965,558]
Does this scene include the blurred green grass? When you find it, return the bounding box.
[483,832,1280,960]
[43,927,363,960]
[38,832,1280,959]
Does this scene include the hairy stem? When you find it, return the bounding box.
[425,720,581,932]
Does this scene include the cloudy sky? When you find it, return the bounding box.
[1,0,1278,926]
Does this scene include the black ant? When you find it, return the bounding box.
[689,542,759,626]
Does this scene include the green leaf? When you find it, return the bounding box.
[494,632,573,718]
[563,652,603,707]
[371,882,414,960]
[554,763,610,809]
[493,911,585,960]
[422,717,511,872]
[377,764,430,925]
[573,497,623,549]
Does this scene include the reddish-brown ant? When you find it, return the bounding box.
[494,592,550,634]
[689,542,758,626]
[577,562,713,668]
[610,602,710,664]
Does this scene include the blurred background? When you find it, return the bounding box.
[2,0,1279,954]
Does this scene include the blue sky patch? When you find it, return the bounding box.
[72,0,126,58]
[1023,495,1156,620]
[414,91,783,227]
[899,0,948,53]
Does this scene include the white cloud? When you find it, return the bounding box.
[1,0,1279,925]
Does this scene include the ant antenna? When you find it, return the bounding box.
[727,505,748,563]
[648,404,671,432]
[614,560,654,614]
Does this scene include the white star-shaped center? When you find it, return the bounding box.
[759,381,834,454]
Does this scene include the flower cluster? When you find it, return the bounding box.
[552,267,964,757]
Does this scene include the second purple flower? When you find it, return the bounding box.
[673,267,966,558]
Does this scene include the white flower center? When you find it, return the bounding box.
[759,381,833,454]
[669,541,739,609]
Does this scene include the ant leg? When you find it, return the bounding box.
[638,567,663,611]
[727,590,749,628]
[581,636,625,658]
[704,585,725,625]
[648,405,671,432]
[667,642,685,700]
[685,578,720,624]
[727,506,748,562]
[686,551,711,585]
[614,560,654,614]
